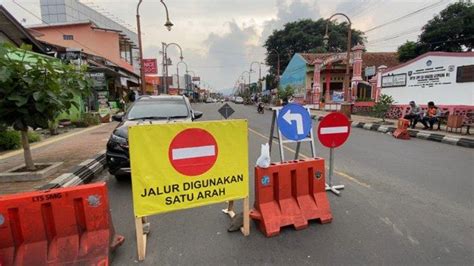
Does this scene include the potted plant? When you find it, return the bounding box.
[372,94,394,124]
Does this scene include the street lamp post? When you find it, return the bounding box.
[250,61,263,93]
[239,70,253,95]
[187,70,196,80]
[186,70,197,97]
[323,13,352,102]
[241,70,251,92]
[163,42,184,94]
[177,61,188,92]
[136,0,173,95]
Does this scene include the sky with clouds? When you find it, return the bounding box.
[1,0,456,93]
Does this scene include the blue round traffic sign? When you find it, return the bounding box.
[277,103,312,141]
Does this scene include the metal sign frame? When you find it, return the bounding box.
[268,106,316,162]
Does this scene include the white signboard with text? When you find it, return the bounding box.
[380,53,474,105]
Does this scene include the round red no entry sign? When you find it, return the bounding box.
[168,128,218,176]
[317,112,351,148]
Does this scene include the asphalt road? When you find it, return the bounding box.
[102,103,473,265]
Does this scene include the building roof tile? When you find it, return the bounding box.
[298,51,399,68]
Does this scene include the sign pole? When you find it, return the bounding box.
[318,112,350,196]
[135,217,147,261]
[268,110,276,153]
[220,107,236,218]
[217,104,247,233]
[325,147,344,195]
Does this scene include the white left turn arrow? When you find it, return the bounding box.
[282,109,304,134]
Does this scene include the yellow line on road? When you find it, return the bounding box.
[335,171,371,189]
[0,123,109,160]
[248,127,371,189]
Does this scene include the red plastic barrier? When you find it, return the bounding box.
[0,182,124,266]
[398,118,410,130]
[393,129,410,139]
[250,158,332,237]
[393,119,410,140]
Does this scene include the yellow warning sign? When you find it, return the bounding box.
[129,119,249,217]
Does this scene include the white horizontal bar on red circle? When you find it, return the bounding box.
[172,145,215,160]
[320,126,349,134]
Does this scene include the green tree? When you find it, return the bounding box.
[264,73,278,91]
[396,2,473,61]
[397,41,421,62]
[0,44,91,170]
[278,85,295,101]
[419,2,474,52]
[372,94,394,122]
[264,19,365,75]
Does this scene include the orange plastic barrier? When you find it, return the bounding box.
[398,118,410,130]
[250,158,332,237]
[0,182,124,266]
[393,118,410,140]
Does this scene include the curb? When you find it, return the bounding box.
[38,151,107,190]
[352,122,474,148]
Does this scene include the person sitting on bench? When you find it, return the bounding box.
[404,101,423,129]
[421,101,440,130]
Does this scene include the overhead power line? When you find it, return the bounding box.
[367,26,422,44]
[363,0,449,33]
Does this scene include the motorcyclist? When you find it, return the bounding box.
[257,97,264,114]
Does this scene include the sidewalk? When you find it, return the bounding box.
[310,109,474,148]
[0,122,117,195]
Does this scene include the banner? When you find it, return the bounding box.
[143,59,158,74]
[332,91,344,103]
[129,120,249,217]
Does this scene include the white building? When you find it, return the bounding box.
[379,52,474,106]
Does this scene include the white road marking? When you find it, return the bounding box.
[172,145,215,160]
[320,126,349,134]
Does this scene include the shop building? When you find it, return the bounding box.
[39,0,139,73]
[28,20,139,116]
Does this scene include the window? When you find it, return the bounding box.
[126,99,189,120]
[119,39,133,65]
[456,65,474,83]
[63,34,74,40]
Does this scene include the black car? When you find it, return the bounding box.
[106,95,203,180]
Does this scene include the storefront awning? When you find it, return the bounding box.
[4,46,60,66]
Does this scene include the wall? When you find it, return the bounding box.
[380,53,474,106]
[31,23,133,72]
[40,0,138,44]
[57,94,84,121]
[280,54,307,97]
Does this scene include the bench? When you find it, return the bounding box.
[437,111,449,130]
[464,123,473,135]
[462,112,473,135]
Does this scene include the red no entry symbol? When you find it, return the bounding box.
[318,113,351,148]
[168,128,218,176]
